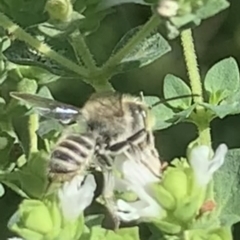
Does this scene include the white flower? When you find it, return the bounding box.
[189,144,228,186]
[58,174,96,221]
[113,152,163,222]
[157,0,179,17]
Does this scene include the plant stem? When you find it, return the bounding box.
[0,12,88,80]
[69,30,98,72]
[28,114,39,154]
[68,30,114,92]
[100,14,160,79]
[181,29,211,146]
[181,29,203,104]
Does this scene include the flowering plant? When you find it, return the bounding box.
[0,0,239,240]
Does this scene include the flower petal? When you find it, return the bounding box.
[158,0,179,17]
[189,144,228,186]
[114,153,159,188]
[116,199,141,222]
[208,144,228,175]
[116,195,162,222]
[58,174,96,221]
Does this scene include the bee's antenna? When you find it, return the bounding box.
[150,94,199,108]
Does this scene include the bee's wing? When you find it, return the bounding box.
[10,92,81,124]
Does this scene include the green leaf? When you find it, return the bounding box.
[37,119,63,140]
[200,90,240,119]
[214,148,240,226]
[0,131,15,171]
[4,152,48,199]
[116,227,140,240]
[204,57,240,104]
[37,86,54,99]
[200,102,239,119]
[113,27,171,73]
[196,0,230,20]
[163,74,192,109]
[0,180,29,198]
[148,235,165,240]
[12,115,33,157]
[18,65,61,84]
[144,96,175,130]
[0,0,46,27]
[171,14,201,30]
[171,104,196,124]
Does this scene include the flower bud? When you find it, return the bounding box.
[8,199,54,240]
[210,227,233,240]
[150,183,175,210]
[209,234,222,240]
[17,78,38,94]
[173,192,204,222]
[45,0,73,22]
[44,197,62,237]
[22,201,53,234]
[153,220,181,234]
[8,196,85,240]
[162,168,188,201]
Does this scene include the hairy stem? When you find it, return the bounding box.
[0,12,88,79]
[28,114,39,154]
[100,14,160,79]
[68,30,114,92]
[181,29,211,146]
[69,30,98,72]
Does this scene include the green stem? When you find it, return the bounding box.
[100,14,160,79]
[0,12,89,80]
[181,29,203,104]
[68,30,114,92]
[28,114,39,154]
[181,29,211,146]
[69,30,98,72]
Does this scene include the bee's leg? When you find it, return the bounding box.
[102,168,120,230]
[108,129,147,155]
[97,154,120,230]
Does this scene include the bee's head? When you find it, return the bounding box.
[126,100,155,133]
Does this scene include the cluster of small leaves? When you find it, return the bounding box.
[99,0,230,39]
[144,57,240,131]
[0,0,239,240]
[0,1,172,239]
[0,0,173,201]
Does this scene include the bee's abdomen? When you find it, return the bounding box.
[49,133,95,174]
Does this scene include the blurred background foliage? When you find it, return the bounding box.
[0,0,240,239]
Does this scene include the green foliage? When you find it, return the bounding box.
[86,227,140,240]
[214,148,240,226]
[144,96,175,130]
[204,57,239,104]
[112,27,171,73]
[163,74,192,108]
[0,0,238,240]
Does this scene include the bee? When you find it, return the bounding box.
[10,91,195,228]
